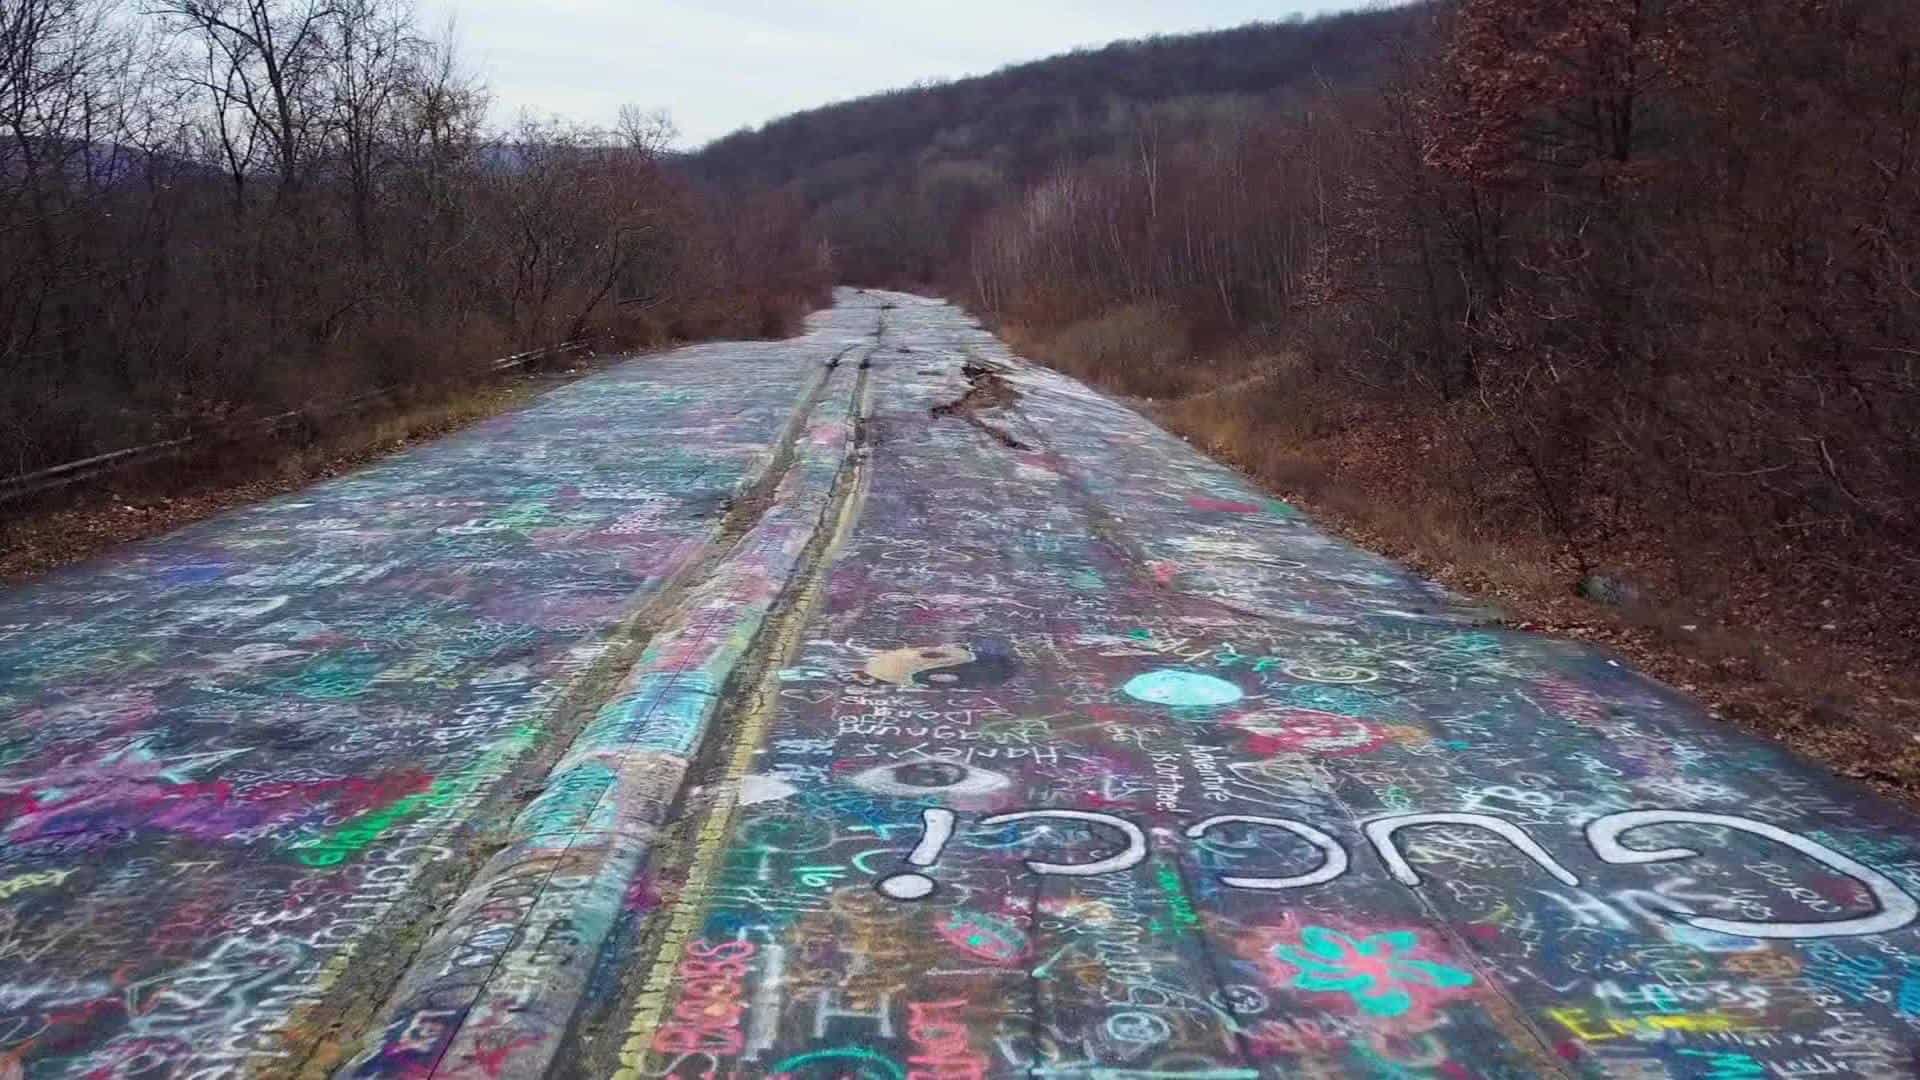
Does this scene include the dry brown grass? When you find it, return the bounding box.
[1015,305,1208,401]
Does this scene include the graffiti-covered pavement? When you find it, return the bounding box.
[0,300,871,1077]
[4,292,1920,1079]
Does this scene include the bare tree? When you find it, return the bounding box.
[0,0,126,376]
[327,0,420,255]
[615,102,675,158]
[152,0,340,205]
[389,20,484,214]
[189,28,261,213]
[0,0,831,489]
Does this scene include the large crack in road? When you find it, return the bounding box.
[1,291,1919,1080]
[930,360,1030,451]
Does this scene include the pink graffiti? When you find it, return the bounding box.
[1187,496,1262,513]
[907,999,989,1080]
[0,743,432,846]
[1233,709,1389,756]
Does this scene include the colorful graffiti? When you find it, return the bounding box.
[1268,926,1478,1020]
[8,289,1920,1077]
[0,299,883,1075]
[610,294,1920,1080]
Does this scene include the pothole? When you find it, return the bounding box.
[930,361,1029,450]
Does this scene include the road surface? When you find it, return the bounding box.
[2,291,1918,1079]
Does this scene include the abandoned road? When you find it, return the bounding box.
[1,291,1918,1079]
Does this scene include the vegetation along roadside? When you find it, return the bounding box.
[691,0,1920,803]
[1,0,834,573]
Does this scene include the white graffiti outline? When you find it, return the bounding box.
[1585,810,1920,939]
[979,810,1148,877]
[1364,812,1580,888]
[1185,815,1348,890]
[876,808,958,900]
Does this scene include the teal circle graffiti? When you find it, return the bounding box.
[1123,669,1244,708]
[770,1048,906,1079]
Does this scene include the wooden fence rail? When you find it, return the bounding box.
[1,340,591,506]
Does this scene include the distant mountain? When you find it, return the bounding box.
[688,7,1419,282]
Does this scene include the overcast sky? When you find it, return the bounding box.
[418,1,1364,148]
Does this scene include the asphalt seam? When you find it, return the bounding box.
[605,358,877,1079]
[275,348,853,1077]
[330,346,866,1079]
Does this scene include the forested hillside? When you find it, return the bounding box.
[695,0,1920,782]
[691,9,1418,282]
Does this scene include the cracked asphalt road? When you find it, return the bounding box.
[3,291,1920,1079]
[0,305,869,1076]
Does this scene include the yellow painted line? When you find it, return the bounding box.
[613,373,869,1080]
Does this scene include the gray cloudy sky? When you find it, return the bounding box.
[420,1,1360,147]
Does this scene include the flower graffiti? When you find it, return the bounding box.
[1271,927,1476,1019]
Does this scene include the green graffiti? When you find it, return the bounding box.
[291,785,445,867]
[1441,631,1502,654]
[1149,863,1200,934]
[1678,1050,1768,1079]
[769,1048,905,1079]
[288,721,540,866]
[495,500,552,529]
[274,650,383,700]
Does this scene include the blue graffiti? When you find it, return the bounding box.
[1123,669,1244,708]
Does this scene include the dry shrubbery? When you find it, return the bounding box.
[1029,305,1199,400]
[971,0,1920,654]
[958,0,1920,792]
[1321,0,1920,595]
[0,0,830,487]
